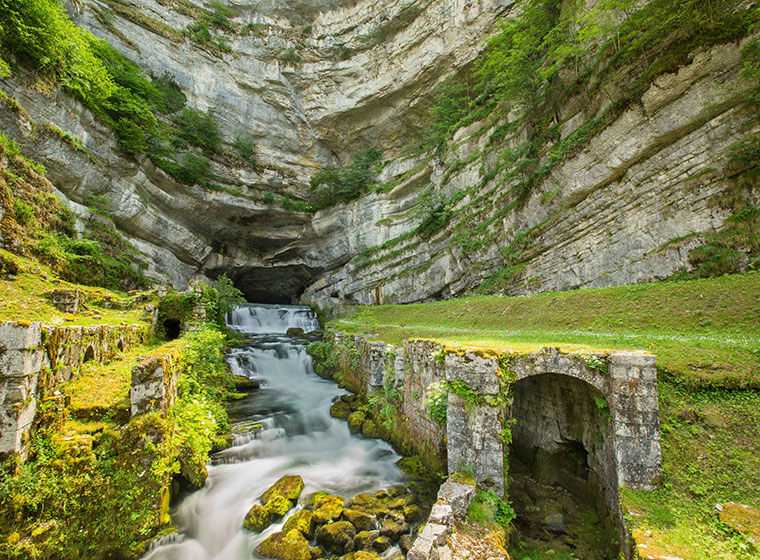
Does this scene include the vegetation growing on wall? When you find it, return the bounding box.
[0,323,235,559]
[310,148,383,209]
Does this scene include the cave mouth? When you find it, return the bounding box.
[508,374,619,560]
[164,319,181,340]
[210,264,318,305]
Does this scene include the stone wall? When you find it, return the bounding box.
[0,321,148,459]
[130,343,183,417]
[329,332,663,558]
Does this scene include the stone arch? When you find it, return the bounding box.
[82,344,96,363]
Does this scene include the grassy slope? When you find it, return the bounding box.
[0,250,149,326]
[332,272,760,559]
[336,272,760,389]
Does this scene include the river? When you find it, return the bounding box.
[143,304,407,560]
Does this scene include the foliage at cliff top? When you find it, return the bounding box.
[335,271,760,388]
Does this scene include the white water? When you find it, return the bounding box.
[226,304,320,335]
[143,305,405,560]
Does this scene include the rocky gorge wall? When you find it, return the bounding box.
[326,331,663,558]
[1,0,756,306]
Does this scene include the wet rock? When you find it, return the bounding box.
[379,516,410,540]
[243,504,273,533]
[399,534,415,554]
[716,502,760,546]
[312,494,345,524]
[267,495,295,518]
[544,511,565,533]
[372,535,392,552]
[354,530,380,550]
[347,411,366,433]
[233,375,260,392]
[345,551,383,560]
[361,419,382,439]
[283,509,315,538]
[255,529,311,560]
[261,475,305,504]
[329,400,351,420]
[343,508,376,531]
[309,546,322,559]
[286,327,305,337]
[403,504,422,523]
[316,520,357,554]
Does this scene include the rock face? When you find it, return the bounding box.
[0,1,756,304]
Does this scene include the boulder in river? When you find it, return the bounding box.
[329,400,351,419]
[312,493,344,524]
[243,504,273,533]
[255,529,311,560]
[283,509,315,538]
[316,520,357,554]
[261,475,305,504]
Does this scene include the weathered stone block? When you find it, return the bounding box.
[130,351,181,417]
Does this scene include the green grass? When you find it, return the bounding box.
[0,250,151,326]
[334,272,760,388]
[621,381,760,559]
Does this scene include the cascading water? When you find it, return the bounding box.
[143,305,407,560]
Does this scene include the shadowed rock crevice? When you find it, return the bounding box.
[509,374,619,559]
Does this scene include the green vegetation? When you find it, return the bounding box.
[310,148,383,209]
[468,487,516,527]
[0,130,148,291]
[0,322,236,559]
[336,272,760,389]
[621,382,759,559]
[279,47,302,66]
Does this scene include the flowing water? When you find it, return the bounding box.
[143,305,406,560]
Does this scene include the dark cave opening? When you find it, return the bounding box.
[210,264,317,304]
[509,374,619,559]
[164,319,181,340]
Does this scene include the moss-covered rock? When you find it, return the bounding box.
[354,530,380,550]
[316,520,357,554]
[343,508,376,532]
[255,529,311,560]
[261,475,305,504]
[243,503,273,533]
[309,545,323,559]
[379,517,410,541]
[399,534,415,554]
[329,400,351,419]
[312,494,344,524]
[403,504,422,522]
[268,495,295,518]
[345,551,383,560]
[360,419,381,439]
[283,509,315,538]
[286,327,305,337]
[717,502,760,546]
[347,411,366,433]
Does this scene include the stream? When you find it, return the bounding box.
[143,304,407,560]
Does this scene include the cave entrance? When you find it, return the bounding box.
[164,319,181,340]
[508,374,619,559]
[208,265,318,305]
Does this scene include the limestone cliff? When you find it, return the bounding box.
[0,0,757,303]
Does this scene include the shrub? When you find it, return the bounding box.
[310,148,383,208]
[279,47,302,66]
[174,108,222,153]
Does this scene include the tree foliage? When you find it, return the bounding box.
[310,148,383,209]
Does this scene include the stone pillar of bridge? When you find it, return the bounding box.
[607,351,662,490]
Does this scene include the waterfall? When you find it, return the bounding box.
[225,304,320,335]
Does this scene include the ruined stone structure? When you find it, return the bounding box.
[0,321,148,458]
[330,332,662,557]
